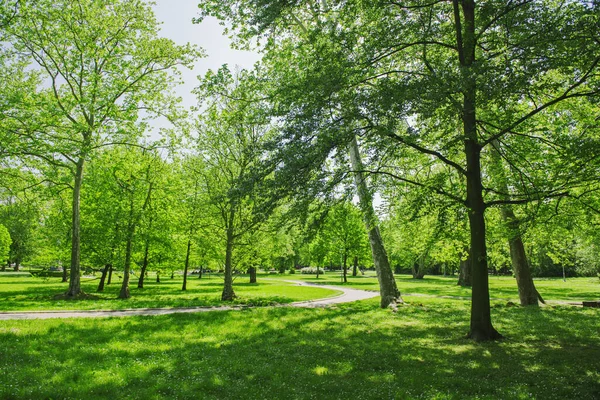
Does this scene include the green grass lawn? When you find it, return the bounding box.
[0,297,598,399]
[0,273,341,312]
[274,272,600,302]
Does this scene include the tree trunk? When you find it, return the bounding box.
[156,270,160,283]
[107,264,113,285]
[412,256,426,279]
[249,266,257,283]
[14,259,19,271]
[67,157,85,297]
[221,221,236,301]
[1,260,5,272]
[316,265,320,279]
[349,135,401,308]
[352,255,358,277]
[458,251,472,287]
[138,240,150,289]
[119,232,133,299]
[182,239,191,291]
[455,0,501,341]
[490,139,540,306]
[97,263,110,292]
[502,208,540,306]
[342,253,348,283]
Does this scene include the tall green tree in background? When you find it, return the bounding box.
[0,224,11,268]
[6,0,200,297]
[193,65,275,301]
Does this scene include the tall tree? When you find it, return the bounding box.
[6,0,199,297]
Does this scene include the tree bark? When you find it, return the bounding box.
[412,256,426,279]
[138,240,150,289]
[182,239,192,291]
[107,264,113,285]
[455,0,501,341]
[221,209,236,300]
[119,230,133,299]
[67,157,85,297]
[342,252,348,283]
[349,135,401,308]
[249,266,257,283]
[14,259,19,271]
[490,140,540,306]
[156,270,160,283]
[352,256,358,277]
[502,208,540,306]
[97,263,110,292]
[458,251,472,287]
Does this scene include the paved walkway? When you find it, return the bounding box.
[0,281,379,320]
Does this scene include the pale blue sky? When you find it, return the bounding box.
[152,1,261,108]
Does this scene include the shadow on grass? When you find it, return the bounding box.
[0,299,598,399]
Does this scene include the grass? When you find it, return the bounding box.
[0,297,598,399]
[273,272,600,302]
[0,273,341,312]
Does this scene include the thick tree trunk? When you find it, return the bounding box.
[458,251,472,287]
[456,0,501,341]
[67,157,85,297]
[97,263,110,292]
[342,253,348,283]
[349,135,401,308]
[352,256,358,277]
[182,239,191,291]
[249,266,257,283]
[221,222,236,301]
[14,259,19,271]
[138,241,150,289]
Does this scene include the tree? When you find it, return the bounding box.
[6,0,200,297]
[193,65,275,301]
[197,0,600,341]
[0,224,11,267]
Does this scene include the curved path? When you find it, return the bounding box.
[0,281,378,320]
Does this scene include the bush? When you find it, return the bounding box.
[289,268,296,274]
[300,267,321,275]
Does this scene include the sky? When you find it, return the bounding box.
[151,1,261,109]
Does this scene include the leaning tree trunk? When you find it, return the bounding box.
[221,218,236,301]
[97,263,110,292]
[182,239,192,291]
[249,266,257,283]
[67,157,85,297]
[490,139,541,306]
[349,135,401,308]
[138,241,150,289]
[352,256,358,277]
[502,208,542,305]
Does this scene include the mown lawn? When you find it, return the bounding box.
[0,297,598,399]
[274,272,600,302]
[0,273,341,311]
